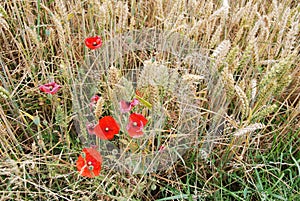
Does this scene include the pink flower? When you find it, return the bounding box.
[89,95,100,110]
[91,95,100,103]
[120,98,139,113]
[39,82,61,95]
[126,113,148,138]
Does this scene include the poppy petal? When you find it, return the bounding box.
[91,95,100,103]
[89,95,100,110]
[119,98,139,113]
[85,147,102,163]
[130,98,139,107]
[50,84,61,94]
[39,85,51,93]
[76,147,102,178]
[130,113,148,126]
[126,123,145,138]
[86,123,96,135]
[120,100,132,113]
[126,113,148,138]
[94,116,120,140]
[85,36,102,50]
[39,82,61,95]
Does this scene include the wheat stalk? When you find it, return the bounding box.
[52,14,65,48]
[260,15,271,41]
[237,41,253,72]
[256,79,277,108]
[282,20,299,57]
[226,45,240,73]
[137,60,169,90]
[209,24,222,49]
[115,1,129,30]
[271,0,279,21]
[55,0,67,17]
[167,69,179,93]
[233,26,244,46]
[250,79,257,106]
[252,104,278,121]
[259,57,293,90]
[25,25,40,47]
[94,97,105,119]
[221,68,235,99]
[252,39,260,68]
[247,19,262,42]
[0,17,9,30]
[276,7,290,47]
[182,74,205,96]
[212,40,231,69]
[235,85,250,119]
[148,85,160,113]
[233,123,265,137]
[108,66,121,89]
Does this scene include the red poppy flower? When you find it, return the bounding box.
[120,98,139,113]
[85,36,102,50]
[39,82,61,95]
[76,147,102,178]
[87,116,120,140]
[126,113,148,138]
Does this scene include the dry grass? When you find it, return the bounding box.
[0,0,299,200]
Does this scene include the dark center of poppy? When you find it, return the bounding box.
[49,86,53,90]
[88,165,94,170]
[105,127,109,132]
[87,161,92,166]
[132,122,138,127]
[92,41,97,46]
